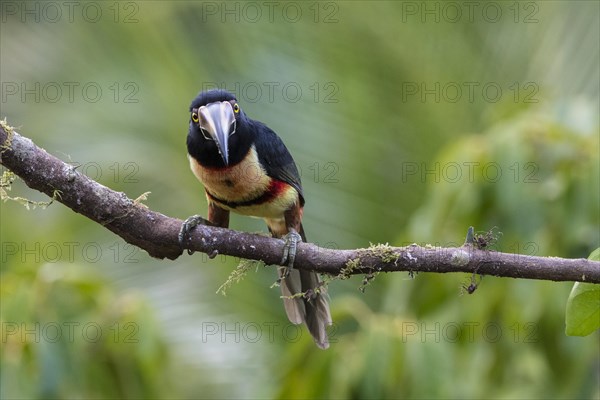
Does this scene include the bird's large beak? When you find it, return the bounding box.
[198,101,236,165]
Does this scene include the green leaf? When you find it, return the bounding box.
[588,248,600,262]
[565,248,600,336]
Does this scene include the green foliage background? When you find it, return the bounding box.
[1,1,599,399]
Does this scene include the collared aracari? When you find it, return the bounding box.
[179,89,332,349]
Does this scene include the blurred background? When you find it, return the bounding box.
[1,1,599,398]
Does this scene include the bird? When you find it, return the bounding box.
[179,89,332,349]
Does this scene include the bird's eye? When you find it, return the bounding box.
[191,112,199,123]
[233,103,240,113]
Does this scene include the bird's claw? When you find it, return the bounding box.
[179,214,209,255]
[280,228,302,279]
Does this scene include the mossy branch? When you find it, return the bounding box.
[2,123,599,283]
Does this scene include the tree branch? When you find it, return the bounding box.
[2,123,599,283]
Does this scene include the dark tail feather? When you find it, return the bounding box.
[299,269,332,349]
[280,224,332,349]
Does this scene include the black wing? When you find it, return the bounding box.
[251,120,304,206]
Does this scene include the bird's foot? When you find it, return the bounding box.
[279,228,302,280]
[178,215,209,255]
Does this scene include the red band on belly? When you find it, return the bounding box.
[206,179,291,209]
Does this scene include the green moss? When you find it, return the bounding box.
[364,242,400,263]
[0,118,14,154]
[339,243,397,292]
[1,170,61,210]
[216,259,263,296]
[340,257,363,280]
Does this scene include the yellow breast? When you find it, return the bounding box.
[188,145,300,219]
[189,145,270,202]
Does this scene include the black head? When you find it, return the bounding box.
[190,89,237,109]
[188,89,252,167]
